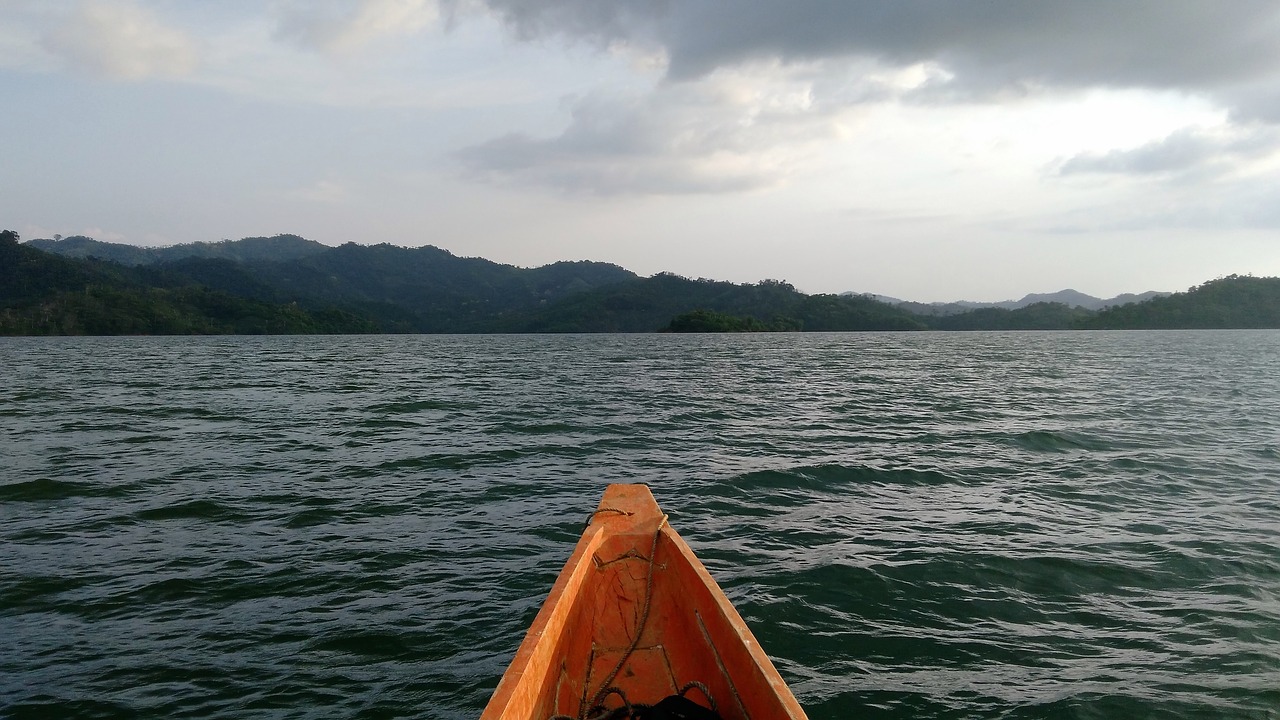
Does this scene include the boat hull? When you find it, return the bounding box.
[481,484,808,720]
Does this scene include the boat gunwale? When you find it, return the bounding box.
[480,522,608,720]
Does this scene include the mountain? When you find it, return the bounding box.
[12,232,920,333]
[923,302,1094,331]
[1012,289,1167,310]
[863,289,1168,316]
[240,242,638,332]
[11,230,1278,334]
[511,275,924,332]
[1081,275,1280,329]
[1101,291,1167,308]
[1,231,372,334]
[25,234,329,266]
[1016,289,1106,309]
[28,235,639,332]
[24,235,159,265]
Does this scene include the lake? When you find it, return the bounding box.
[2,332,1278,719]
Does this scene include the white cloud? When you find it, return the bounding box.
[0,4,57,73]
[274,0,439,55]
[455,59,929,195]
[41,0,197,80]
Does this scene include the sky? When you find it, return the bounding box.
[3,1,1280,301]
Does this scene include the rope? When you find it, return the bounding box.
[584,507,633,529]
[678,681,718,715]
[574,682,718,720]
[583,687,634,720]
[582,514,667,719]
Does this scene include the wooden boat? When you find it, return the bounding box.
[481,484,809,720]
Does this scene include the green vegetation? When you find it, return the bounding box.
[925,302,1095,331]
[0,285,375,335]
[664,309,801,332]
[246,243,637,332]
[1,231,373,335]
[25,233,328,266]
[514,275,923,332]
[1081,276,1280,329]
[8,230,1280,334]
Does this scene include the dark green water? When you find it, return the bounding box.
[2,332,1278,719]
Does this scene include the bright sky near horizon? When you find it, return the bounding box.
[3,1,1280,302]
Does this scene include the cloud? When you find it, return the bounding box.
[454,61,883,195]
[1037,166,1280,234]
[445,0,661,48]
[450,2,1280,196]
[1057,125,1280,177]
[41,0,197,80]
[274,0,439,55]
[474,1,1280,108]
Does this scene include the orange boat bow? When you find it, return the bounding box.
[481,484,809,720]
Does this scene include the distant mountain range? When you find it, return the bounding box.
[30,234,1168,310]
[860,289,1169,315]
[4,231,1278,334]
[25,233,330,266]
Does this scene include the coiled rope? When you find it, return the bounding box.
[555,681,718,720]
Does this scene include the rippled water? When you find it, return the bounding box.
[2,332,1278,719]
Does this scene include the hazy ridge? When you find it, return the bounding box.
[864,289,1169,314]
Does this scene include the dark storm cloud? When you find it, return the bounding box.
[470,1,1280,103]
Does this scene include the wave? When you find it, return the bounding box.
[134,499,249,522]
[0,478,133,502]
[730,464,964,493]
[1000,429,1113,453]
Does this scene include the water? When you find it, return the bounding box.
[1,332,1278,719]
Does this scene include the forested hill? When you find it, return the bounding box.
[0,231,373,334]
[515,274,924,332]
[7,232,921,333]
[8,230,1280,334]
[20,234,640,332]
[245,242,640,332]
[26,234,329,266]
[1080,276,1280,329]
